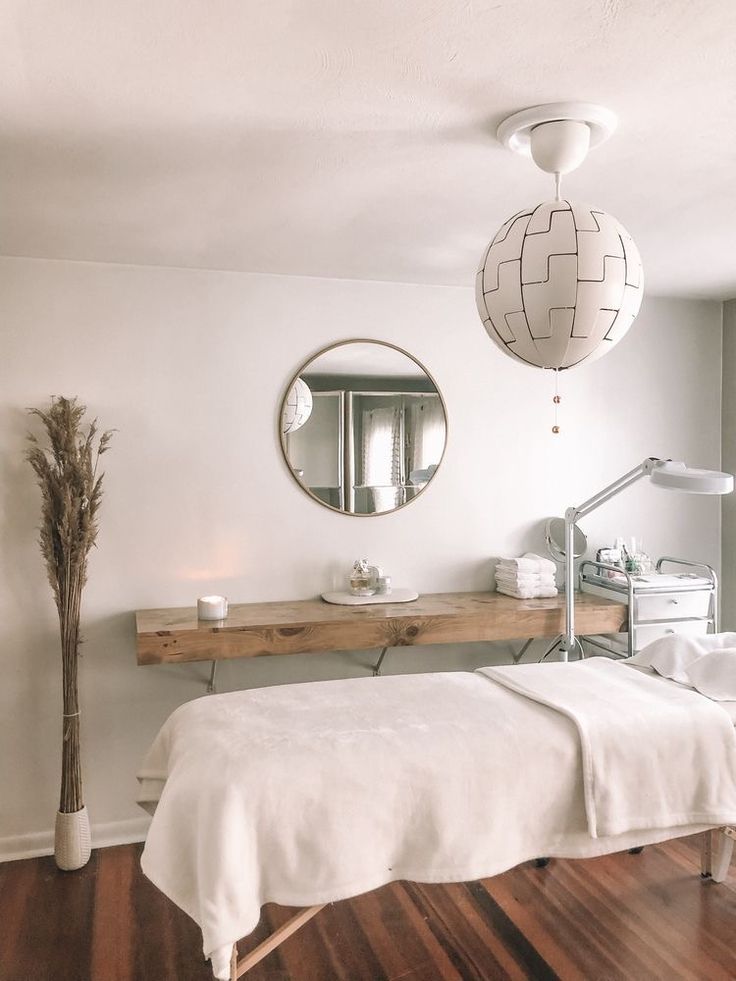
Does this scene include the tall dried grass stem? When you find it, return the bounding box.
[27,397,113,814]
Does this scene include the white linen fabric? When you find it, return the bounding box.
[629,631,736,685]
[495,583,558,599]
[496,553,556,575]
[137,665,736,979]
[495,553,558,598]
[625,662,736,725]
[478,658,736,838]
[686,649,736,701]
[723,701,736,724]
[495,572,557,588]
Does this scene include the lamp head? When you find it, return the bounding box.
[650,460,734,495]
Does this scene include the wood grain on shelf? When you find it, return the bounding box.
[136,591,627,665]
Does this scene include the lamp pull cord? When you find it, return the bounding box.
[552,170,563,431]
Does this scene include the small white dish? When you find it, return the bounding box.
[321,588,419,606]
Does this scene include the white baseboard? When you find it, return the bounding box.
[0,815,150,864]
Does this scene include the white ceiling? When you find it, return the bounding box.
[1,1,735,298]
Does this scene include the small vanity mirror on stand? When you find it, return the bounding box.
[545,516,587,588]
[545,517,587,564]
[280,339,448,515]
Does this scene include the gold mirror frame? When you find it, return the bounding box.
[278,338,448,517]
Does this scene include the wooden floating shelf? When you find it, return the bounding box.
[135,591,628,666]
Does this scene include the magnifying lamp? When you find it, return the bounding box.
[562,458,733,660]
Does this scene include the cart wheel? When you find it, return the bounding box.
[534,857,550,868]
[628,846,644,855]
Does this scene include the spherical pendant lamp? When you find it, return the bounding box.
[477,103,644,371]
[281,377,313,435]
[476,199,643,370]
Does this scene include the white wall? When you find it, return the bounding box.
[0,256,723,859]
[722,299,736,629]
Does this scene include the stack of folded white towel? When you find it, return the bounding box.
[495,553,558,599]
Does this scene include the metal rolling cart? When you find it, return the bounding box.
[579,556,718,658]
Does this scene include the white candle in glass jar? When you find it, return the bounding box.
[197,595,228,620]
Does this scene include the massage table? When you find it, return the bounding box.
[137,657,736,981]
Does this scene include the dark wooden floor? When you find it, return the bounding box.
[0,836,733,981]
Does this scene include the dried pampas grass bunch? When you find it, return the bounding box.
[27,397,113,822]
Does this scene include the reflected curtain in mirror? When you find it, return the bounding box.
[358,401,402,513]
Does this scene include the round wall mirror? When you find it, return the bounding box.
[280,340,448,515]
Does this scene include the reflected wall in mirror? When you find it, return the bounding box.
[280,340,448,515]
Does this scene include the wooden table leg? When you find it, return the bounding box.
[701,829,714,877]
[713,827,735,884]
[232,905,326,978]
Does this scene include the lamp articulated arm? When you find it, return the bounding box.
[562,458,663,659]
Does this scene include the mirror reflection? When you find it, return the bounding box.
[280,340,447,515]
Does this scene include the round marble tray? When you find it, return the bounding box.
[321,588,419,606]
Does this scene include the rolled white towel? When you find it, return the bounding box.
[496,583,559,600]
[496,552,556,576]
[496,579,557,593]
[495,570,557,588]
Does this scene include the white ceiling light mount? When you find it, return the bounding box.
[497,102,618,174]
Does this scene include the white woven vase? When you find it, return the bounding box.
[54,806,91,870]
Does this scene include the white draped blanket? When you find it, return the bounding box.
[479,659,736,837]
[137,663,736,980]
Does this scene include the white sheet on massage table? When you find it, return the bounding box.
[137,666,736,809]
[627,663,736,724]
[137,663,736,980]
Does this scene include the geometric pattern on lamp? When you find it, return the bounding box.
[476,200,643,370]
[282,377,313,435]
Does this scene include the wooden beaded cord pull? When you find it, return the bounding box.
[552,370,561,434]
